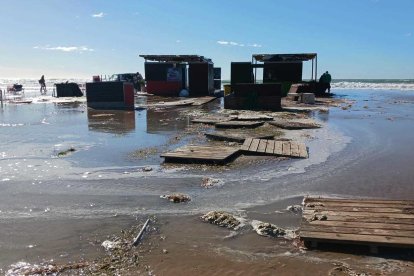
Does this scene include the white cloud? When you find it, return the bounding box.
[248,43,262,48]
[92,12,105,18]
[217,40,262,48]
[33,46,95,53]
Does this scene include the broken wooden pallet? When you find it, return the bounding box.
[205,131,274,143]
[230,114,274,121]
[215,121,264,129]
[161,145,240,164]
[269,120,321,130]
[241,138,308,158]
[191,117,230,125]
[300,197,414,253]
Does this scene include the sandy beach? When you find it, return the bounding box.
[1,87,414,275]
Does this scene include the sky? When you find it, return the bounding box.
[0,0,413,80]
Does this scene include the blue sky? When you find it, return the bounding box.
[0,0,413,79]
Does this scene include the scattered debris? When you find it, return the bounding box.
[251,220,286,238]
[101,240,122,250]
[142,166,153,172]
[162,249,168,254]
[57,147,76,157]
[201,177,223,188]
[160,193,191,203]
[308,214,328,222]
[286,205,303,214]
[132,218,150,246]
[305,202,324,208]
[201,211,241,229]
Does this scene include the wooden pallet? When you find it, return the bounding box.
[241,138,308,158]
[215,121,264,129]
[300,197,414,252]
[269,120,321,130]
[230,114,274,121]
[161,145,240,164]
[191,117,230,125]
[205,131,274,143]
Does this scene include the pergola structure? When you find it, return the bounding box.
[251,53,318,82]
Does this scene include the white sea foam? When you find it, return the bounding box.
[332,80,414,91]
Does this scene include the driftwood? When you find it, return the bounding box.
[132,218,150,246]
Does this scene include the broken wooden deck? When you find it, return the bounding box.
[205,131,274,143]
[191,117,230,125]
[241,138,308,158]
[230,114,274,121]
[161,145,240,164]
[215,121,264,129]
[269,120,321,130]
[300,197,414,252]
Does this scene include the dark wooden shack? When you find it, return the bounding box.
[54,82,83,97]
[86,81,134,110]
[140,55,215,97]
[224,53,319,111]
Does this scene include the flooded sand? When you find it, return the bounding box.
[1,90,414,274]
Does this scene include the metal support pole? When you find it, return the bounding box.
[0,89,3,107]
[315,55,318,81]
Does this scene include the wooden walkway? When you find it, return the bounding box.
[215,121,264,129]
[300,197,414,252]
[161,145,240,164]
[241,138,308,158]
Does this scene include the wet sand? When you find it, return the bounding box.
[1,90,414,274]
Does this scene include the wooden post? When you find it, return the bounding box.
[311,59,314,81]
[0,89,3,107]
[315,55,318,80]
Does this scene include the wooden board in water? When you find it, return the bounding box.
[205,131,274,143]
[241,139,308,158]
[300,197,414,250]
[269,120,321,130]
[161,145,240,164]
[215,121,264,129]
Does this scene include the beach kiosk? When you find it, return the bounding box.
[225,53,320,110]
[140,55,217,97]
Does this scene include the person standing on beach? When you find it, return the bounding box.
[39,75,46,94]
[319,71,332,93]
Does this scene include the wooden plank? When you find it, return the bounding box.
[241,138,253,151]
[273,141,283,155]
[232,115,273,121]
[290,142,300,157]
[161,146,240,164]
[265,140,275,154]
[215,121,264,129]
[206,132,273,143]
[192,118,228,125]
[282,142,291,156]
[191,96,217,106]
[302,214,414,225]
[297,143,308,158]
[304,220,414,231]
[305,197,414,206]
[303,210,414,219]
[249,139,260,152]
[306,205,414,214]
[269,120,321,130]
[301,225,414,238]
[257,139,268,153]
[305,201,414,209]
[300,231,414,246]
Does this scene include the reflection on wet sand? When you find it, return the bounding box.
[146,108,190,133]
[87,109,136,134]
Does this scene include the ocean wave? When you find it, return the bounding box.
[331,80,414,91]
